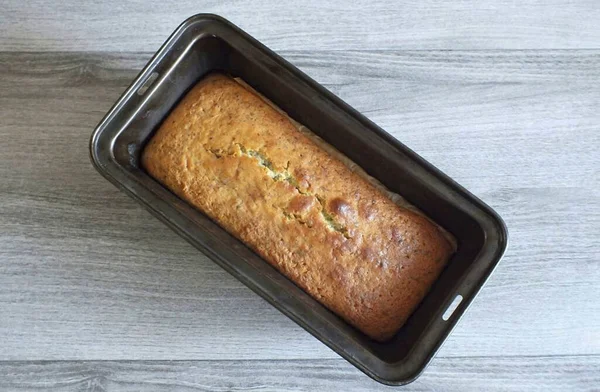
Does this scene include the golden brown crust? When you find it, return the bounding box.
[142,73,454,341]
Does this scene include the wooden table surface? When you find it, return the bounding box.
[1,1,599,391]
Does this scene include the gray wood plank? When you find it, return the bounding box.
[0,51,598,361]
[2,1,600,52]
[1,356,599,391]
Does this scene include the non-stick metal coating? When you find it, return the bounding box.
[90,14,507,385]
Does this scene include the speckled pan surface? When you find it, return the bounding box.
[90,14,507,386]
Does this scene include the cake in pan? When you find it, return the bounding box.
[142,73,454,341]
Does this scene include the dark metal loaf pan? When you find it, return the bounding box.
[89,14,507,386]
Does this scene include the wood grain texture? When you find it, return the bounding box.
[3,3,600,390]
[1,356,599,391]
[2,1,600,52]
[1,51,598,365]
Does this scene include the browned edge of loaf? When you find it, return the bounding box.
[233,77,458,251]
[141,72,454,341]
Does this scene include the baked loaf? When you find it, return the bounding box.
[142,73,454,341]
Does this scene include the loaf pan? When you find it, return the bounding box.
[90,14,507,386]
